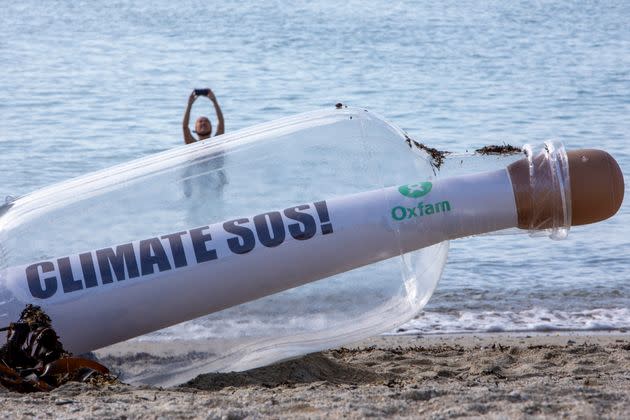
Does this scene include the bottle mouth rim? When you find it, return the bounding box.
[510,141,571,240]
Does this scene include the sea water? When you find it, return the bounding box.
[1,0,628,337]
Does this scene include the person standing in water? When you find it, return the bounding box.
[183,88,225,144]
[181,88,228,199]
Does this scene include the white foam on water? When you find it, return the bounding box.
[391,307,630,335]
[128,306,630,343]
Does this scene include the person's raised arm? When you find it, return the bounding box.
[207,89,225,136]
[182,92,197,144]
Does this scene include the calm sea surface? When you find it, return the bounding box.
[1,0,629,335]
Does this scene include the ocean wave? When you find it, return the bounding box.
[132,306,630,343]
[392,307,630,335]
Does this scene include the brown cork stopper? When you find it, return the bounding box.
[508,149,624,229]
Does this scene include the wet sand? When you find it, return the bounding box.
[1,332,629,419]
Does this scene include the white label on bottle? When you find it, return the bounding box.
[2,169,517,352]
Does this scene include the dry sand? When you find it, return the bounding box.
[1,332,629,419]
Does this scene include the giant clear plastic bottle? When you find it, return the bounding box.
[0,107,620,386]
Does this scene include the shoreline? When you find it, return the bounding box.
[2,331,629,418]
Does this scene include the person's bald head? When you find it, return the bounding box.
[195,117,212,139]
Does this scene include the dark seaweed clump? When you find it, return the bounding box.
[0,305,116,393]
[475,144,523,155]
[404,135,450,171]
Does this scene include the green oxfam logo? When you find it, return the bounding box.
[398,181,432,198]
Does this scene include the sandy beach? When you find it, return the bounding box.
[1,332,628,419]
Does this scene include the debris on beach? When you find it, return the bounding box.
[0,305,116,393]
[475,144,523,155]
